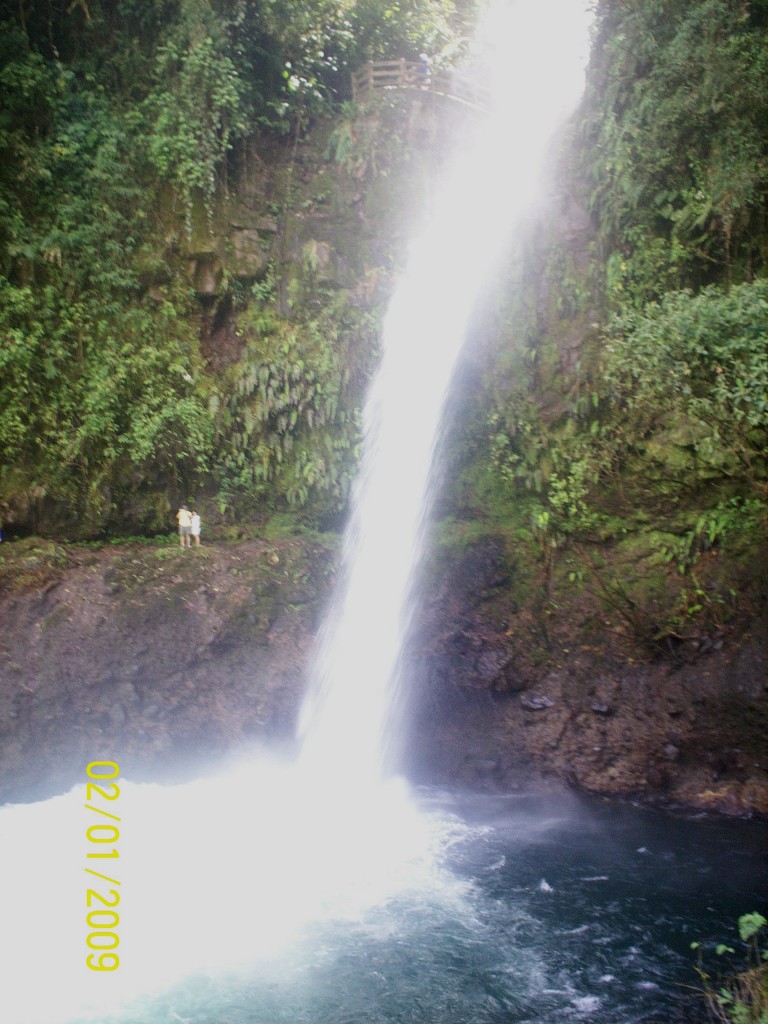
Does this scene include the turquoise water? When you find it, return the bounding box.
[86,790,767,1024]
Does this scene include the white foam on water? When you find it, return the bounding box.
[1,757,474,1024]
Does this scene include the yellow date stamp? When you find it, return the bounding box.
[84,761,121,971]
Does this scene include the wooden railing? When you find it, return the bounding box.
[351,60,490,112]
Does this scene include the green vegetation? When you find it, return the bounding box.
[468,279,767,653]
[583,0,767,302]
[0,0,472,538]
[487,281,766,522]
[212,275,377,516]
[693,913,768,1024]
[438,0,767,658]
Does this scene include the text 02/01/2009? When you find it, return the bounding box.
[84,760,121,972]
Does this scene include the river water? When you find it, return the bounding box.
[2,764,764,1024]
[114,791,765,1024]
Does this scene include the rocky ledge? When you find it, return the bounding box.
[405,537,768,817]
[0,535,765,816]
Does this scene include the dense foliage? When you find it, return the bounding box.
[0,0,765,565]
[0,0,472,535]
[583,0,768,302]
[449,0,768,652]
[211,275,377,516]
[487,280,767,551]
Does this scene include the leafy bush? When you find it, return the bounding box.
[602,280,768,489]
[494,281,767,522]
[212,279,376,515]
[145,11,249,226]
[479,278,767,636]
[693,912,768,1024]
[0,279,213,533]
[583,0,768,300]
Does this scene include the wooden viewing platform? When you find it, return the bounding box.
[351,59,491,112]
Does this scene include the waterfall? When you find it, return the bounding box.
[297,0,592,787]
[0,5,593,1023]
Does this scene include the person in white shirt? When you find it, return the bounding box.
[176,505,192,547]
[190,510,201,547]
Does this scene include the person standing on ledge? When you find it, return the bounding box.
[191,509,201,547]
[176,505,192,548]
[418,52,433,87]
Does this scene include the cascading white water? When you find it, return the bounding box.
[297,0,592,787]
[0,5,592,1023]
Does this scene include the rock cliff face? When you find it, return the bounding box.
[1,536,765,816]
[0,538,329,803]
[403,537,768,817]
[173,112,419,378]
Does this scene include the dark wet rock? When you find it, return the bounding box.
[0,538,333,803]
[404,535,768,817]
[521,694,555,710]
